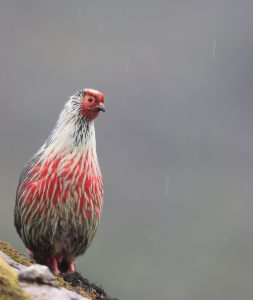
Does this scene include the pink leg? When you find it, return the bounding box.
[51,258,60,275]
[69,262,75,272]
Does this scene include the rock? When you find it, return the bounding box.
[0,244,90,300]
[18,265,56,284]
[19,282,86,300]
[0,250,25,271]
[0,256,31,300]
[0,241,117,300]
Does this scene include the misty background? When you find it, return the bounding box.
[1,1,253,299]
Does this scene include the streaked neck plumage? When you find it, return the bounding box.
[39,98,99,169]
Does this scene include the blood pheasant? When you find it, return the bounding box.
[14,88,105,274]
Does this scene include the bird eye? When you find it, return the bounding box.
[88,97,93,103]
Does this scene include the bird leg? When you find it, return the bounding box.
[69,261,75,273]
[51,258,60,275]
[27,250,61,275]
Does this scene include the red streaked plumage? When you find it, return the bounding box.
[21,153,103,216]
[14,88,105,274]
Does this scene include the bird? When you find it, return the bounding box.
[14,88,105,274]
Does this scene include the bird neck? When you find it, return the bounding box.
[41,111,97,164]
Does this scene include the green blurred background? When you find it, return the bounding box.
[1,1,253,299]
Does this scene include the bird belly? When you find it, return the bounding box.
[15,151,103,263]
[16,174,103,262]
[17,192,101,262]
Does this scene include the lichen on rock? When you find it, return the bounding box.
[0,256,31,300]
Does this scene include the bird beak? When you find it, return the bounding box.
[96,103,105,112]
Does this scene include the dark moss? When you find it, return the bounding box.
[60,272,118,300]
[56,276,92,299]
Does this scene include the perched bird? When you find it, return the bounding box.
[14,88,105,274]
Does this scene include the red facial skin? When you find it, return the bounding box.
[81,89,105,120]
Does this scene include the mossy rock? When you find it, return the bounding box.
[0,241,97,299]
[0,256,31,300]
[55,276,92,299]
[0,241,32,267]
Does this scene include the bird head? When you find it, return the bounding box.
[80,88,105,120]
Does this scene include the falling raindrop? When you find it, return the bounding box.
[212,39,216,60]
[125,59,129,73]
[193,152,199,165]
[165,176,170,195]
[239,144,244,153]
[75,7,83,24]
